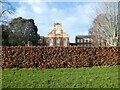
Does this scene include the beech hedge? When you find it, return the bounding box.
[2,46,120,68]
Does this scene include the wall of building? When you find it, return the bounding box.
[46,23,69,47]
[76,35,94,47]
[46,37,69,47]
[2,46,119,68]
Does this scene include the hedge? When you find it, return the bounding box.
[2,46,120,68]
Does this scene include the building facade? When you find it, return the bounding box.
[46,23,69,47]
[75,35,94,47]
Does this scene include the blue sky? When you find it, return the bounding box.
[9,0,99,43]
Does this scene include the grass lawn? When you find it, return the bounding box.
[2,65,119,88]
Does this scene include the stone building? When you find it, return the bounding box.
[75,35,94,47]
[46,23,69,46]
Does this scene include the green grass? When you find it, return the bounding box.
[2,65,119,88]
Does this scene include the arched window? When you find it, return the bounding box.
[56,29,60,34]
[63,38,67,46]
[56,38,60,46]
[49,38,53,46]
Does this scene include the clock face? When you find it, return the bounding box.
[56,29,60,34]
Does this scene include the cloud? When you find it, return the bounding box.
[10,1,97,42]
[8,0,120,2]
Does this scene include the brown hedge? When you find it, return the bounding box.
[2,46,120,68]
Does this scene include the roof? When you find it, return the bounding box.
[76,35,93,38]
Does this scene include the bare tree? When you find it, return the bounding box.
[0,0,15,24]
[118,1,120,46]
[89,1,119,46]
[0,0,15,46]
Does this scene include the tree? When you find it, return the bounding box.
[118,1,120,46]
[89,2,118,46]
[89,14,114,46]
[0,24,11,46]
[8,17,40,46]
[0,0,15,24]
[0,0,15,46]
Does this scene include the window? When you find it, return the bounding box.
[89,44,92,46]
[81,39,83,42]
[77,39,80,43]
[86,38,89,42]
[56,38,60,46]
[63,38,67,46]
[90,39,93,42]
[56,29,60,34]
[78,44,81,46]
[80,44,83,46]
[84,44,86,46]
[84,39,86,42]
[49,38,53,46]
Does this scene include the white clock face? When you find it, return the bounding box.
[56,29,60,34]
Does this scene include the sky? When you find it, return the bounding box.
[7,0,115,43]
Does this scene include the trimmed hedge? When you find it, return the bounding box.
[2,46,120,68]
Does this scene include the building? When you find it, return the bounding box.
[75,35,94,47]
[46,23,69,47]
[37,36,46,46]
